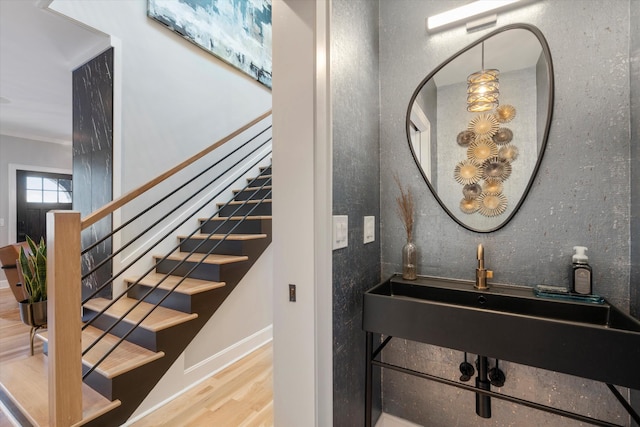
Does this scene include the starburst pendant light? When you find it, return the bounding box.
[467,42,499,112]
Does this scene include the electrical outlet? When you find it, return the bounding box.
[289,284,296,302]
[333,215,348,250]
[364,216,375,244]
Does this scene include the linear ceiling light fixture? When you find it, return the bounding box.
[427,0,524,33]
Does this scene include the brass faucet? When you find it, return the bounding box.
[475,244,493,290]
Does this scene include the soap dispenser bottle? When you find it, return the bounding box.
[572,246,592,295]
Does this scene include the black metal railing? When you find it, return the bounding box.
[78,112,272,380]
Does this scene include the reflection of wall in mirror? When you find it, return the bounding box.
[410,105,432,180]
[413,79,438,188]
[437,66,537,229]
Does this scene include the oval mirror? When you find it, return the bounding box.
[406,24,554,233]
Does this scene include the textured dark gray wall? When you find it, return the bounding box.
[630,0,639,423]
[331,0,381,425]
[379,1,634,425]
[73,47,114,300]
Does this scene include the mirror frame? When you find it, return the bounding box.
[406,23,554,233]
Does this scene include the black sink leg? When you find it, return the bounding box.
[476,355,492,418]
[365,332,373,427]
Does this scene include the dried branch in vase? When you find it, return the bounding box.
[394,173,415,243]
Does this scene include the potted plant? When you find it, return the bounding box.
[17,235,47,328]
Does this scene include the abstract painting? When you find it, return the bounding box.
[148,0,272,89]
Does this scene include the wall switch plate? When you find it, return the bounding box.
[0,218,4,227]
[333,215,348,250]
[364,216,375,244]
[289,284,296,302]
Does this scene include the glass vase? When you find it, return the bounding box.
[402,241,417,280]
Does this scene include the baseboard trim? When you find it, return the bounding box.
[0,280,8,289]
[122,325,272,426]
[184,324,272,374]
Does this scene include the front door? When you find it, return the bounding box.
[16,170,73,243]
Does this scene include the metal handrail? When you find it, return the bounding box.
[81,110,272,229]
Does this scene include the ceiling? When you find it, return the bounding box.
[0,0,109,145]
[433,28,543,88]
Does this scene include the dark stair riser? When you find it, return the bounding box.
[233,187,271,201]
[259,166,272,175]
[249,176,271,187]
[126,283,197,313]
[81,354,166,401]
[81,310,196,353]
[154,256,248,282]
[179,235,270,256]
[218,201,271,217]
[200,218,271,235]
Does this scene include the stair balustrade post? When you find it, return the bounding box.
[47,211,82,426]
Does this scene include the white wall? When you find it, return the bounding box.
[272,0,332,425]
[0,135,72,285]
[49,0,272,193]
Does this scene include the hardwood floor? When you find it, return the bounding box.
[0,288,43,365]
[130,342,273,427]
[0,288,273,426]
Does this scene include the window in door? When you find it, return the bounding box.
[16,170,73,243]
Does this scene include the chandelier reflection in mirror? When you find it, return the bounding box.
[467,42,500,112]
[454,103,517,217]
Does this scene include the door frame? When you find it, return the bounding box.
[8,163,72,244]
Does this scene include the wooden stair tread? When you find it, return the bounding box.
[201,216,272,221]
[0,354,121,427]
[178,233,267,241]
[84,297,198,332]
[37,326,165,379]
[160,252,248,265]
[125,272,225,295]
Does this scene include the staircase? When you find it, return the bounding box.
[0,164,273,426]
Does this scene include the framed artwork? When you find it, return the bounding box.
[148,0,272,89]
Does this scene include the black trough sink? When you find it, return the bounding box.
[363,275,640,390]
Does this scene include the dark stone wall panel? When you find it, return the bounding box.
[73,47,114,300]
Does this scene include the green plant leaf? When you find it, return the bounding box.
[26,235,37,256]
[18,236,47,303]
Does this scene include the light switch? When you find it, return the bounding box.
[364,216,375,244]
[0,218,4,227]
[333,215,348,250]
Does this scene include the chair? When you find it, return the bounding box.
[0,242,46,354]
[0,242,29,303]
